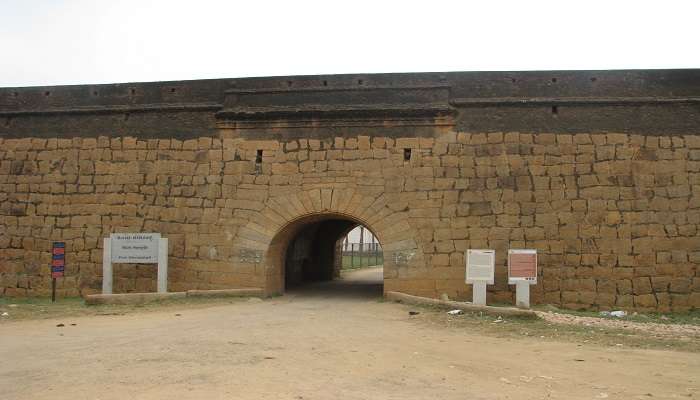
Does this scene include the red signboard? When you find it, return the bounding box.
[508,249,537,284]
[509,254,536,277]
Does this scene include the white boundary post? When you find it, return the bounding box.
[157,238,168,293]
[515,281,530,308]
[472,281,488,306]
[102,238,112,294]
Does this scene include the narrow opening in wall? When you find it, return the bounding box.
[358,79,364,85]
[44,91,51,97]
[323,80,328,86]
[404,148,412,161]
[287,81,293,87]
[551,78,557,83]
[551,106,559,116]
[170,87,177,93]
[93,91,98,96]
[124,113,130,121]
[590,77,598,82]
[255,149,263,173]
[511,78,517,83]
[130,88,136,95]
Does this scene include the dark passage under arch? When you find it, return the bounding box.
[268,214,383,295]
[284,219,356,288]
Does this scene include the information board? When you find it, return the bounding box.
[102,234,168,295]
[508,249,537,284]
[465,249,495,284]
[110,233,160,263]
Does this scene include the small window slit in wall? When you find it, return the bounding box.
[124,113,130,121]
[551,106,559,116]
[404,148,412,161]
[255,150,263,173]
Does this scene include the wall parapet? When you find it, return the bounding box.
[1,69,699,137]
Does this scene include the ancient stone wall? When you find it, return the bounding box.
[1,131,699,311]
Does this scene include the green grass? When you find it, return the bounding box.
[341,255,383,269]
[0,296,251,322]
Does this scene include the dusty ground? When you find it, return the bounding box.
[1,267,698,400]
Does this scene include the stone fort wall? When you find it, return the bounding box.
[1,70,699,311]
[1,132,699,311]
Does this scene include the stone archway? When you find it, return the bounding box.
[232,188,423,295]
[272,213,365,290]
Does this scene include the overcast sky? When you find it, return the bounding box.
[1,0,698,87]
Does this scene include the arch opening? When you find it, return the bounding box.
[266,213,383,297]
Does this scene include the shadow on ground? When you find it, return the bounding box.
[285,266,383,300]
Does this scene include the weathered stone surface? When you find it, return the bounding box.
[1,70,699,311]
[1,131,697,311]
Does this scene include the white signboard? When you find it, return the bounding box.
[465,249,495,284]
[110,233,161,264]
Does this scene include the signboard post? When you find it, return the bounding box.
[102,233,168,294]
[51,242,66,302]
[508,249,537,308]
[465,249,495,306]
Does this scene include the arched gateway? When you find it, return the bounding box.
[233,188,423,295]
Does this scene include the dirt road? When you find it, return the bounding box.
[1,268,698,399]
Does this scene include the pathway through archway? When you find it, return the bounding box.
[267,213,384,299]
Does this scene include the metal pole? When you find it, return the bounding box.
[372,235,377,266]
[359,226,364,267]
[351,243,354,268]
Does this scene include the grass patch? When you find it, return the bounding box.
[0,296,254,322]
[341,255,383,269]
[402,302,700,353]
[532,304,700,326]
